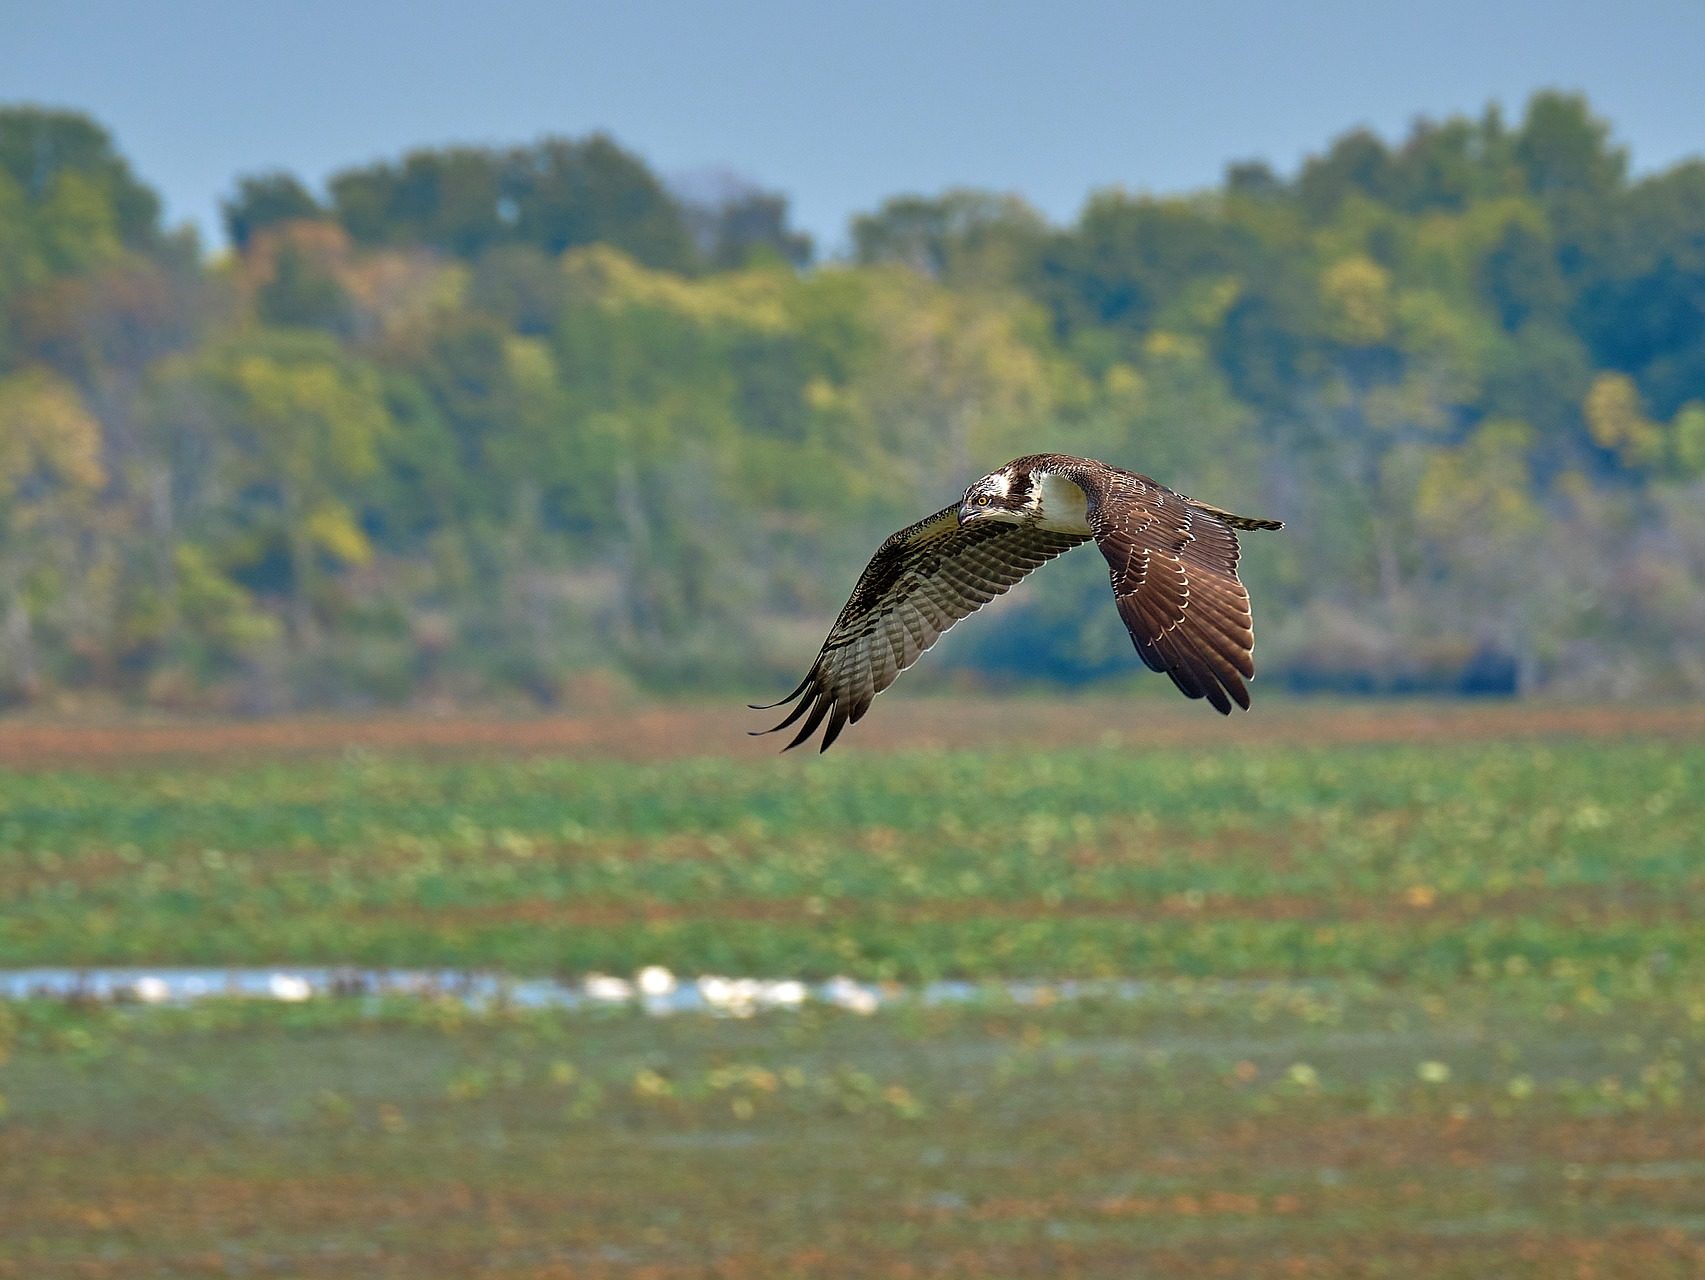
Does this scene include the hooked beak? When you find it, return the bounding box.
[957,503,977,526]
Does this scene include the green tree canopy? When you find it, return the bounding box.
[222,171,326,249]
[328,134,697,270]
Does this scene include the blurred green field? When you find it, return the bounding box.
[1,729,1700,984]
[3,707,1704,1277]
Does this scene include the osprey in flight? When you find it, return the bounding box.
[754,453,1283,752]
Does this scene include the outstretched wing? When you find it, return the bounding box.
[754,506,1089,751]
[1070,466,1277,715]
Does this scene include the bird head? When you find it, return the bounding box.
[958,467,1032,526]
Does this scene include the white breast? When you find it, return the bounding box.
[1034,471,1092,534]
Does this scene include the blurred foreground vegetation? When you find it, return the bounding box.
[6,992,1705,1278]
[2,713,1704,1276]
[2,94,1704,708]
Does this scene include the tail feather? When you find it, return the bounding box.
[1189,500,1284,531]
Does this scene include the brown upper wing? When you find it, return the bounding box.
[1067,465,1268,715]
[753,506,1089,751]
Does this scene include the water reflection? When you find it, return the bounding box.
[0,966,1165,1016]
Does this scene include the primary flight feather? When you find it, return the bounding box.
[753,453,1284,752]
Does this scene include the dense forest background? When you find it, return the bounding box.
[0,93,1701,711]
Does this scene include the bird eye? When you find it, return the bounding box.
[975,495,990,506]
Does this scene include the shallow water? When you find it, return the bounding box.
[0,966,1166,1016]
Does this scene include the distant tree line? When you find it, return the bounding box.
[0,94,1701,710]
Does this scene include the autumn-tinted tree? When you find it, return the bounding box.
[152,333,392,647]
[0,368,105,698]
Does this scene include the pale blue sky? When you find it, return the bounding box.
[6,0,1704,254]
